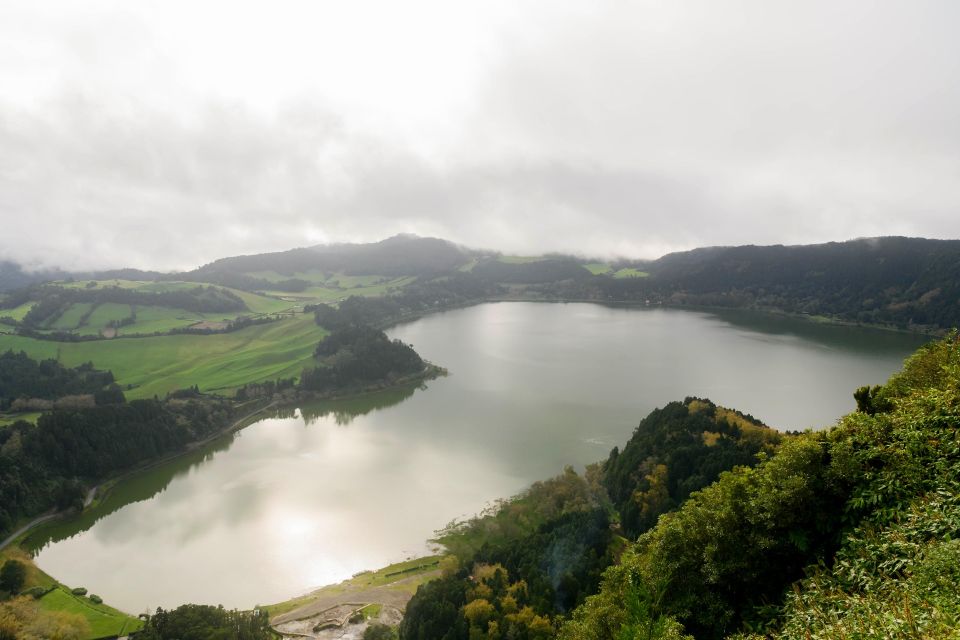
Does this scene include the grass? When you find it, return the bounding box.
[0,302,36,322]
[77,303,133,336]
[18,278,299,336]
[0,547,141,639]
[47,303,94,331]
[0,412,41,427]
[0,313,328,399]
[264,556,442,618]
[38,586,143,638]
[259,275,416,305]
[497,256,544,264]
[612,268,649,279]
[583,262,613,275]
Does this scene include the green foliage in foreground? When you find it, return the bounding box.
[37,586,142,638]
[561,333,960,640]
[137,604,270,640]
[404,402,785,640]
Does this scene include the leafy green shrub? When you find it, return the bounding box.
[0,560,26,594]
[71,587,87,596]
[364,622,398,640]
[22,586,47,599]
[89,594,103,604]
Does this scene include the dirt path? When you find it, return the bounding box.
[0,512,60,552]
[272,570,441,626]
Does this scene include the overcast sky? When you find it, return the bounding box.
[2,1,959,271]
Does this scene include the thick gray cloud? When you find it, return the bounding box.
[1,1,959,271]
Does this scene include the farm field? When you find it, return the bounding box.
[496,255,545,264]
[38,586,143,638]
[256,274,416,304]
[612,267,649,278]
[583,262,613,275]
[0,301,35,322]
[0,313,328,398]
[11,280,300,337]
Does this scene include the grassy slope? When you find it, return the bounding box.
[497,256,545,264]
[75,303,132,336]
[583,263,613,275]
[0,412,41,427]
[0,547,142,639]
[47,302,93,330]
[19,280,298,337]
[1,302,36,322]
[0,313,327,398]
[38,587,143,638]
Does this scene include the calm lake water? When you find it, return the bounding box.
[28,303,928,613]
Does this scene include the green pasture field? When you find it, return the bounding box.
[1,301,36,322]
[497,256,545,264]
[259,275,416,304]
[247,269,331,284]
[0,412,42,427]
[47,302,94,330]
[113,305,241,336]
[583,262,613,275]
[58,279,143,290]
[612,268,649,278]
[75,303,132,336]
[25,280,298,336]
[0,313,328,399]
[458,258,478,272]
[38,586,143,638]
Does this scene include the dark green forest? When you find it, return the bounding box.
[621,237,960,331]
[137,604,271,640]
[0,355,234,537]
[0,351,115,410]
[299,304,426,394]
[400,400,784,640]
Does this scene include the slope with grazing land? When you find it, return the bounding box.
[0,312,328,398]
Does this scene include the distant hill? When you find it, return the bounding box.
[5,235,960,330]
[0,262,160,293]
[642,236,960,330]
[179,235,473,286]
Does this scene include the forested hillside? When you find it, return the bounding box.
[181,235,473,288]
[401,334,960,639]
[400,400,784,640]
[643,237,960,330]
[0,351,116,411]
[563,334,960,639]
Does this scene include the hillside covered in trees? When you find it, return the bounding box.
[641,237,960,331]
[400,399,784,640]
[299,303,428,395]
[0,353,235,538]
[0,351,116,411]
[401,334,960,639]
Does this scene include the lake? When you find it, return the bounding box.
[27,303,928,613]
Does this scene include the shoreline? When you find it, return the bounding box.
[2,363,443,556]
[375,295,945,337]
